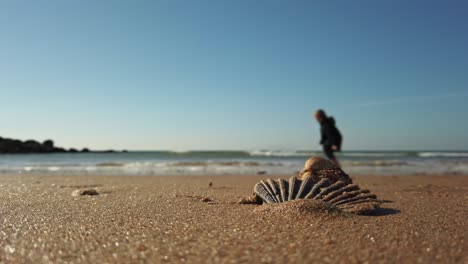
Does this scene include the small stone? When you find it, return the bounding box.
[208,182,213,187]
[201,197,212,202]
[238,194,263,205]
[71,189,99,197]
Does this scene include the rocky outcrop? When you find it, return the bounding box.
[0,137,89,154]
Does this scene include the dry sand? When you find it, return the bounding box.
[0,174,466,263]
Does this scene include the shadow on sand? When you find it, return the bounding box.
[365,207,401,216]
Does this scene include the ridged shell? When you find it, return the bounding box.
[254,175,381,214]
[299,157,353,185]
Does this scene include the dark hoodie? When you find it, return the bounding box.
[319,116,342,151]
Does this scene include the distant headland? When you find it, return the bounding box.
[0,136,126,154]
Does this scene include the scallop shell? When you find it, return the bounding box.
[253,176,382,214]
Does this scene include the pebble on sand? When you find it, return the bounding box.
[71,189,100,197]
[201,196,212,202]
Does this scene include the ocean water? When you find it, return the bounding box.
[1,150,468,176]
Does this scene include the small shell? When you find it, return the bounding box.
[299,157,352,185]
[254,175,381,214]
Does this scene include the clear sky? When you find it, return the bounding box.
[1,0,467,151]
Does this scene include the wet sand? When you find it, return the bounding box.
[0,174,466,263]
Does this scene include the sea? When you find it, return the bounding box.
[1,150,468,176]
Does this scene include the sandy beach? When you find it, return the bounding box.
[0,174,466,263]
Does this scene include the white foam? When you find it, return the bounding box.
[339,152,409,157]
[249,150,317,157]
[0,151,467,176]
[418,152,468,157]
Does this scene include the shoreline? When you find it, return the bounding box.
[1,174,467,263]
[2,150,468,176]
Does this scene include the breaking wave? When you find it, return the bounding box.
[0,150,467,176]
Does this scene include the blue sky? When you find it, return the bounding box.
[0,0,467,151]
